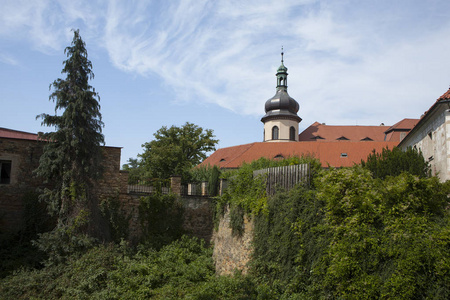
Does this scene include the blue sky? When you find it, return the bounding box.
[1,0,450,166]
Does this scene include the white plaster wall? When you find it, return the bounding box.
[401,106,449,181]
[263,119,298,142]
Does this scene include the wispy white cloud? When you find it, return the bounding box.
[1,0,450,126]
[0,52,19,65]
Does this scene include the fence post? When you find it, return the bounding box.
[201,181,208,196]
[170,175,182,196]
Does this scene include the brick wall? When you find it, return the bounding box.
[0,138,135,237]
[0,136,216,246]
[0,138,44,233]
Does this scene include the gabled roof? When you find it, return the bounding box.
[384,118,419,142]
[0,127,39,141]
[399,88,450,147]
[439,88,450,100]
[298,122,390,142]
[200,141,398,169]
[384,118,419,134]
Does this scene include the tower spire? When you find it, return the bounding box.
[276,47,288,91]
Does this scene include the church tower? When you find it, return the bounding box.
[261,50,302,142]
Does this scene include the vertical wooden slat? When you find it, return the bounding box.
[252,163,310,196]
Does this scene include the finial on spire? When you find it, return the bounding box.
[281,46,284,63]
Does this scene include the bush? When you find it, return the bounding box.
[139,193,184,249]
[362,146,430,179]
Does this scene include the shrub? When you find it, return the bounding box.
[362,146,430,179]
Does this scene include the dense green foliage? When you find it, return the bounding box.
[220,156,321,214]
[2,153,449,298]
[139,193,185,249]
[34,29,106,261]
[126,122,218,182]
[250,166,449,299]
[0,236,264,299]
[362,146,430,179]
[0,192,53,277]
[216,156,321,234]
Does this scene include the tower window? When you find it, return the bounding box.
[0,160,12,184]
[290,126,296,141]
[272,126,279,140]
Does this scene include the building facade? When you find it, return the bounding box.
[398,89,450,181]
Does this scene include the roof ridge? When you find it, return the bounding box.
[224,142,256,167]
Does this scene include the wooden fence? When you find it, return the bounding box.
[253,163,310,195]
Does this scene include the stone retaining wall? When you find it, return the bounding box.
[212,206,254,275]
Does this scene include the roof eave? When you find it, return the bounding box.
[399,99,450,148]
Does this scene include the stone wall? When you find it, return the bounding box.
[212,206,254,275]
[0,136,216,246]
[181,196,214,243]
[399,106,450,182]
[0,138,45,233]
[0,138,134,236]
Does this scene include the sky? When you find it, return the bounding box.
[1,0,450,167]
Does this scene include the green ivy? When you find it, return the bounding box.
[138,193,184,249]
[99,195,131,243]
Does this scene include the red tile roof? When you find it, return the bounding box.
[383,118,419,142]
[398,88,450,147]
[0,127,39,141]
[438,88,450,100]
[200,141,398,169]
[298,122,390,142]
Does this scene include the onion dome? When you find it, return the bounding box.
[261,50,302,123]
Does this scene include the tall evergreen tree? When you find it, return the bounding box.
[361,147,430,179]
[34,30,104,260]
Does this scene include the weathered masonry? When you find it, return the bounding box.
[0,127,130,235]
[0,127,214,243]
[399,88,450,182]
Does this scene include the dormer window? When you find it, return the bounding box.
[340,153,348,158]
[311,136,325,140]
[274,154,284,159]
[337,136,349,141]
[360,137,373,141]
[219,158,226,162]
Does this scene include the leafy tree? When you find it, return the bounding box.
[122,158,144,184]
[137,122,218,181]
[361,146,430,179]
[34,29,105,260]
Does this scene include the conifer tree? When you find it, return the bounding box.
[34,30,104,260]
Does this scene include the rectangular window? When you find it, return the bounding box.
[340,153,348,158]
[0,160,12,184]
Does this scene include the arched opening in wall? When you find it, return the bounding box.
[290,126,296,141]
[272,126,279,140]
